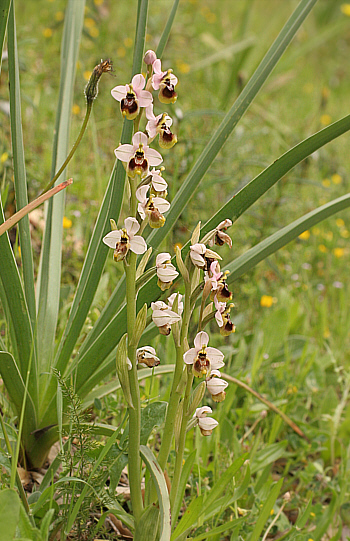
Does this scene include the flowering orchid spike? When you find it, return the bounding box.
[206,370,228,402]
[102,217,147,261]
[156,253,179,291]
[183,331,224,377]
[115,131,162,179]
[151,301,181,335]
[136,346,160,367]
[194,406,219,436]
[152,59,178,104]
[136,184,170,228]
[111,74,153,120]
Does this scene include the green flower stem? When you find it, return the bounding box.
[125,174,143,522]
[170,367,194,513]
[157,280,192,472]
[40,102,93,195]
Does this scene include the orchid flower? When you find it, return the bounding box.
[183,331,224,377]
[206,370,228,402]
[115,131,162,179]
[205,260,222,290]
[208,219,233,248]
[102,217,147,262]
[151,301,181,335]
[190,243,221,269]
[136,346,160,368]
[215,300,236,336]
[167,292,184,316]
[146,105,177,148]
[136,184,170,228]
[111,74,153,120]
[156,253,179,291]
[152,59,178,104]
[150,168,168,196]
[194,406,219,436]
[209,270,233,303]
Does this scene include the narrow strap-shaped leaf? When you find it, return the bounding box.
[225,193,350,283]
[146,0,318,250]
[0,202,38,405]
[140,445,171,541]
[156,0,180,58]
[8,2,36,328]
[0,352,37,440]
[201,114,350,237]
[0,0,11,75]
[53,0,150,382]
[171,450,196,529]
[36,0,85,376]
[248,478,283,541]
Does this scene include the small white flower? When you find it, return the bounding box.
[206,370,228,402]
[151,301,181,335]
[156,253,179,291]
[150,168,168,194]
[136,184,170,228]
[114,131,163,179]
[183,331,224,377]
[190,243,207,267]
[102,217,147,261]
[194,406,219,436]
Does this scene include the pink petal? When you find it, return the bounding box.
[102,230,122,249]
[194,331,209,350]
[206,346,224,364]
[146,120,157,138]
[146,148,163,166]
[145,105,156,121]
[183,348,197,365]
[153,197,170,214]
[151,171,168,192]
[132,131,149,148]
[138,90,153,108]
[215,310,223,327]
[125,217,140,237]
[111,85,127,102]
[136,185,149,204]
[130,235,147,254]
[163,115,173,128]
[198,417,218,431]
[114,144,134,163]
[131,73,146,93]
[153,59,162,75]
[169,73,178,86]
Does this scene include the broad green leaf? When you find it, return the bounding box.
[172,450,196,526]
[0,488,20,541]
[248,478,283,541]
[8,3,36,328]
[36,0,85,376]
[140,401,167,445]
[226,194,350,284]
[0,0,11,75]
[140,445,171,541]
[146,0,318,250]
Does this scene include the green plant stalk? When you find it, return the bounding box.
[125,174,143,523]
[40,102,92,195]
[170,367,194,515]
[157,279,192,472]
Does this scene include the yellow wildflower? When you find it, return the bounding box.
[63,217,72,229]
[298,230,310,240]
[89,27,99,38]
[336,218,345,227]
[84,17,96,28]
[83,70,92,81]
[260,295,276,308]
[341,4,350,16]
[1,152,8,163]
[55,11,64,21]
[320,114,331,126]
[177,61,190,74]
[43,28,53,38]
[340,229,349,238]
[322,178,330,187]
[72,104,81,115]
[94,0,104,5]
[323,328,330,339]
[318,244,327,253]
[331,173,342,184]
[333,247,345,258]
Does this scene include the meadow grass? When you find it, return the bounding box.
[1,0,350,538]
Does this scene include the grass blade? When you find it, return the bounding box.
[36,0,85,374]
[8,2,36,328]
[146,0,318,250]
[248,478,283,541]
[225,193,350,283]
[156,0,180,58]
[140,445,171,541]
[0,0,11,75]
[201,114,350,237]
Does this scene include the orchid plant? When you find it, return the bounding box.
[1,0,350,538]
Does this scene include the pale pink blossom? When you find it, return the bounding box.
[146,105,173,138]
[136,185,170,220]
[206,370,228,402]
[183,331,224,377]
[156,253,179,290]
[151,301,181,335]
[208,219,233,248]
[190,243,207,267]
[205,260,222,290]
[152,59,177,90]
[111,74,152,107]
[150,169,168,193]
[102,217,147,261]
[144,50,157,65]
[115,132,162,179]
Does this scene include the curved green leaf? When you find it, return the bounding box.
[140,445,171,541]
[225,193,350,283]
[0,489,20,541]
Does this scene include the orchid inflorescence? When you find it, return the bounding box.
[101,49,236,517]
